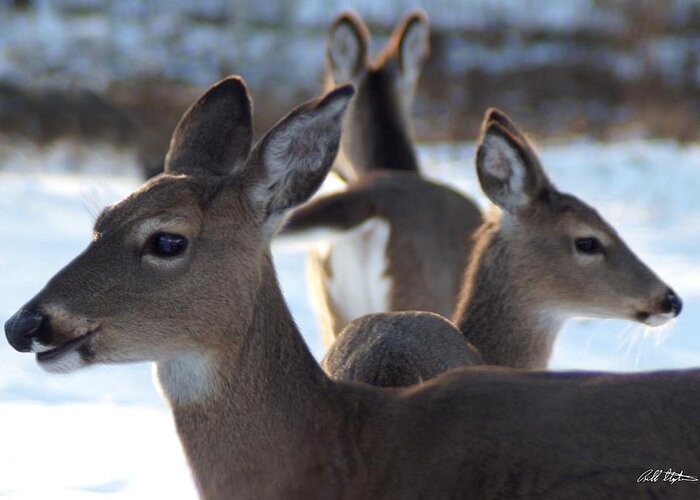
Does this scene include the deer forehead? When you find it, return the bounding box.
[551,200,618,245]
[93,176,209,239]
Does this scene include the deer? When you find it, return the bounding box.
[279,10,483,347]
[323,108,683,387]
[5,76,700,500]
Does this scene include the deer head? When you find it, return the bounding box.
[5,77,354,374]
[473,109,682,328]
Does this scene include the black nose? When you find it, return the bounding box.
[661,290,683,317]
[5,310,44,352]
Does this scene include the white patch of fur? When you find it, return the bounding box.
[329,22,363,83]
[131,215,193,245]
[155,353,215,406]
[321,217,392,331]
[482,135,529,210]
[573,251,605,266]
[30,339,53,353]
[30,304,94,373]
[644,312,675,327]
[38,350,86,374]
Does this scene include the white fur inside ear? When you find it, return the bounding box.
[395,20,428,113]
[253,99,347,228]
[263,114,334,180]
[329,23,364,83]
[399,20,429,86]
[401,22,430,74]
[481,134,529,210]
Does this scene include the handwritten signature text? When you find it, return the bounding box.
[638,468,699,484]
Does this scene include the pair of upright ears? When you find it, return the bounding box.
[327,10,430,87]
[163,77,354,222]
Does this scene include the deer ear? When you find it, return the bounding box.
[164,76,253,177]
[393,10,430,90]
[249,85,354,232]
[476,114,550,214]
[327,11,369,83]
[483,107,528,143]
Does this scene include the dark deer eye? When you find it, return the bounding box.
[575,237,602,254]
[150,232,188,258]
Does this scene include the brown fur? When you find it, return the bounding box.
[325,10,428,179]
[454,112,680,368]
[325,109,681,386]
[5,77,700,499]
[282,11,482,344]
[323,311,482,387]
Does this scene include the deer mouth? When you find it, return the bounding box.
[636,311,675,327]
[36,329,99,364]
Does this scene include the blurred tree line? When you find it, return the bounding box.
[2,0,700,175]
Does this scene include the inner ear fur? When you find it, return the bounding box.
[383,10,430,73]
[326,11,370,83]
[481,108,546,170]
[476,120,552,211]
[247,84,355,216]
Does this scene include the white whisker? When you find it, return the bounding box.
[82,188,105,223]
[615,319,676,368]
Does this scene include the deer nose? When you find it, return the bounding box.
[5,310,45,352]
[661,289,683,317]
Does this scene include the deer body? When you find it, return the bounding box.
[325,110,682,386]
[281,11,482,345]
[160,266,700,498]
[292,170,481,338]
[6,77,697,499]
[307,216,393,336]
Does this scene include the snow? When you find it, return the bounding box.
[1,138,699,496]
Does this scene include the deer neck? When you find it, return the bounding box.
[452,219,565,369]
[156,253,340,498]
[346,74,419,175]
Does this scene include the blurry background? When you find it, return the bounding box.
[1,1,700,498]
[3,0,700,174]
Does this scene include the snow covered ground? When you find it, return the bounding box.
[1,139,699,497]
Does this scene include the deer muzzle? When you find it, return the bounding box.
[4,309,45,352]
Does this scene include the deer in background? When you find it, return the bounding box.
[280,10,482,347]
[324,108,683,387]
[5,76,700,500]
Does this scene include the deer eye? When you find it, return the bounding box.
[149,232,188,258]
[575,237,602,254]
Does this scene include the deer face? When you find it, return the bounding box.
[476,109,682,327]
[5,77,353,373]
